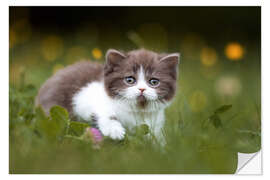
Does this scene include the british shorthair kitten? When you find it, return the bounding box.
[36,49,180,142]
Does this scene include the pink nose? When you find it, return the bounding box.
[139,88,146,93]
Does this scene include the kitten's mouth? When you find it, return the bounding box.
[137,95,147,108]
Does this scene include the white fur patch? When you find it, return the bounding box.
[72,82,114,120]
[98,119,125,140]
[72,82,126,140]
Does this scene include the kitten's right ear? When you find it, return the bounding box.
[105,49,126,66]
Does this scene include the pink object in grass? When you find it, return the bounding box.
[88,127,103,143]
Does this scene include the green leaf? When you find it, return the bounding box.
[209,114,222,128]
[214,105,232,114]
[63,135,84,143]
[34,106,70,141]
[49,106,70,137]
[234,130,261,153]
[50,106,69,123]
[67,121,90,137]
[136,124,149,135]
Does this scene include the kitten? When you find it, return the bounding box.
[36,49,180,142]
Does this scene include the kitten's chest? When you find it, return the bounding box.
[116,109,165,133]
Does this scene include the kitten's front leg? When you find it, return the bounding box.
[98,116,126,140]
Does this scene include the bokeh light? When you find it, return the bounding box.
[10,18,32,47]
[189,91,207,112]
[225,42,244,61]
[92,48,102,60]
[180,33,206,60]
[200,47,218,67]
[41,35,64,62]
[65,46,89,64]
[215,76,242,96]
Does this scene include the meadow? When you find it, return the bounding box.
[9,7,261,174]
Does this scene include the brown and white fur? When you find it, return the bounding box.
[36,49,180,142]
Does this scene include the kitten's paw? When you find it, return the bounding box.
[99,120,125,140]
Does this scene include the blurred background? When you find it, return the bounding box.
[9,6,261,119]
[9,7,260,83]
[9,7,261,173]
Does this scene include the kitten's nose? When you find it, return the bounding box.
[139,88,146,93]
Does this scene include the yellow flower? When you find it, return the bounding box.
[65,46,88,64]
[92,48,102,60]
[200,47,217,67]
[225,42,244,61]
[41,35,64,62]
[11,18,32,46]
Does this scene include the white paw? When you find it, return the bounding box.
[99,120,125,140]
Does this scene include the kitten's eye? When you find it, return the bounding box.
[124,76,136,85]
[149,78,160,87]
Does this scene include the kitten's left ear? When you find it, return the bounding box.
[159,53,180,69]
[105,49,127,67]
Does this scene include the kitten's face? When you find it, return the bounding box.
[104,49,179,109]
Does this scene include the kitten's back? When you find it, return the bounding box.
[36,61,103,115]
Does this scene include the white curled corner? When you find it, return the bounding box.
[236,151,262,174]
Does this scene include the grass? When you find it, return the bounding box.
[9,61,260,173]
